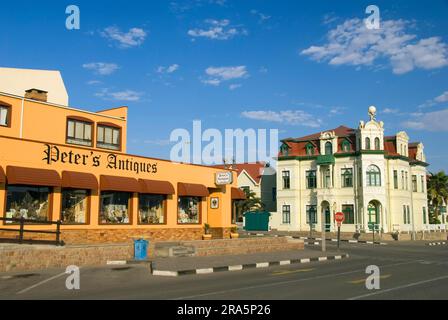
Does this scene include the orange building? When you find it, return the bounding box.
[0,88,244,244]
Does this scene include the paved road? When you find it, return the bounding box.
[0,241,447,300]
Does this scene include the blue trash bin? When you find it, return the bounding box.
[134,239,149,261]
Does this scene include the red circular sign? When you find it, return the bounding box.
[335,212,345,223]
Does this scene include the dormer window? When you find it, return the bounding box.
[66,117,93,147]
[0,105,10,127]
[306,143,314,156]
[97,123,121,151]
[341,140,350,152]
[280,144,289,156]
[325,141,333,155]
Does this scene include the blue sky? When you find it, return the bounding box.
[1,0,448,171]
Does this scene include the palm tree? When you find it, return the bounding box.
[427,171,448,224]
[236,189,265,215]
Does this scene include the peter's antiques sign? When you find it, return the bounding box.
[43,144,158,175]
[215,171,233,185]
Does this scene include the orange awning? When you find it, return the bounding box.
[100,175,141,193]
[177,182,209,197]
[6,166,61,187]
[231,187,246,200]
[62,171,98,190]
[139,179,175,195]
[0,166,5,184]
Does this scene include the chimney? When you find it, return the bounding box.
[25,88,48,102]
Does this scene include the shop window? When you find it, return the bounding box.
[282,205,291,224]
[0,105,10,127]
[61,189,89,224]
[282,171,290,189]
[178,196,201,224]
[66,118,93,147]
[97,125,121,150]
[342,205,355,224]
[306,170,317,189]
[366,165,381,187]
[306,205,317,225]
[341,168,353,188]
[139,194,166,224]
[5,185,51,222]
[99,191,131,224]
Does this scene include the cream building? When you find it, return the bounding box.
[271,107,429,233]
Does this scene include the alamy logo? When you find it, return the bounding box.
[365,265,380,290]
[365,5,380,30]
[65,265,80,290]
[66,5,80,30]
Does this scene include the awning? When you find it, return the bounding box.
[139,179,175,195]
[177,182,209,197]
[231,187,247,200]
[6,166,61,187]
[0,166,5,184]
[62,171,98,190]
[100,175,141,193]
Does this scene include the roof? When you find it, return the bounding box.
[0,67,68,105]
[212,162,266,184]
[283,126,356,142]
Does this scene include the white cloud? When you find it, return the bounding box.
[402,108,448,131]
[86,80,102,85]
[202,66,248,86]
[101,26,147,48]
[188,19,247,40]
[383,108,400,114]
[82,63,119,75]
[250,10,271,24]
[241,110,322,128]
[435,91,448,103]
[301,18,448,74]
[157,64,180,74]
[95,89,143,102]
[229,84,242,90]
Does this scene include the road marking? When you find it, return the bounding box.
[196,268,214,274]
[348,274,391,284]
[16,271,67,295]
[173,260,421,300]
[348,274,448,300]
[272,268,314,276]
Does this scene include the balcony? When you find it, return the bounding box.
[316,155,335,165]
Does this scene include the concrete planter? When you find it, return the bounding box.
[202,234,212,240]
[230,233,240,239]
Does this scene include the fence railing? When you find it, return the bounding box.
[0,217,64,246]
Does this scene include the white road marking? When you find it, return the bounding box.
[256,262,269,268]
[152,270,178,277]
[348,274,448,300]
[196,268,214,274]
[228,265,243,271]
[279,260,291,265]
[16,271,67,295]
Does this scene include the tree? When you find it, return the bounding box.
[236,189,265,215]
[427,171,448,224]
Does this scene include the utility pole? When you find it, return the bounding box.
[321,207,326,252]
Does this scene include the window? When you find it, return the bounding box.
[66,118,92,146]
[305,143,314,156]
[61,189,88,224]
[403,205,407,224]
[421,176,425,193]
[282,171,290,189]
[306,205,317,225]
[325,142,333,155]
[5,185,51,222]
[97,125,121,150]
[280,144,289,156]
[365,137,371,150]
[412,175,417,192]
[423,207,427,224]
[366,165,381,187]
[374,137,381,150]
[139,194,165,224]
[403,205,411,224]
[405,172,409,190]
[282,205,291,224]
[272,187,277,202]
[341,140,351,152]
[341,168,353,188]
[393,170,398,189]
[0,105,10,126]
[342,205,354,224]
[306,170,317,189]
[407,206,411,224]
[401,171,405,190]
[323,168,331,188]
[99,191,131,224]
[178,196,201,224]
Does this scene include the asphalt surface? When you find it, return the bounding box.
[0,241,447,300]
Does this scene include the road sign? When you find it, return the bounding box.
[335,212,345,226]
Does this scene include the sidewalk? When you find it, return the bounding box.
[151,249,349,277]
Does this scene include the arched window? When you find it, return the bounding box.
[305,143,314,156]
[374,137,381,150]
[365,137,371,150]
[325,142,333,155]
[366,165,381,187]
[341,140,351,152]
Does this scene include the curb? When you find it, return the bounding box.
[295,236,387,246]
[427,242,447,246]
[151,253,350,277]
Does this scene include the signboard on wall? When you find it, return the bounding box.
[215,171,233,185]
